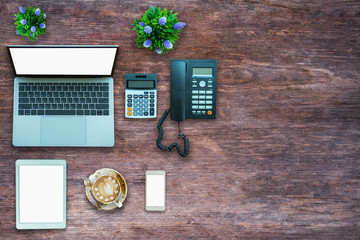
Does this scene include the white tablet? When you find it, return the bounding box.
[16,159,66,229]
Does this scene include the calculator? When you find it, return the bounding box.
[125,74,157,118]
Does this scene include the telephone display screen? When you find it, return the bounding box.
[192,68,213,77]
[127,80,155,89]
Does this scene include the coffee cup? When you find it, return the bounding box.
[91,175,122,208]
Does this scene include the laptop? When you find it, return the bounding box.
[8,45,118,147]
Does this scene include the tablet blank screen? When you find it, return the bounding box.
[19,165,64,223]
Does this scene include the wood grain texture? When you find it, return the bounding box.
[0,0,360,239]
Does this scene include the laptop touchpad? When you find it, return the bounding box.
[41,117,86,145]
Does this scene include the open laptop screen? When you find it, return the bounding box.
[8,46,118,76]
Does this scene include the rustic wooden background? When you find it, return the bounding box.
[0,0,359,239]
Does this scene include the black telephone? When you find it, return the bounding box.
[157,59,217,157]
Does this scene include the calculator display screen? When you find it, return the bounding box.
[192,68,213,77]
[127,80,155,89]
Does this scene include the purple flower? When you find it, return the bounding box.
[31,26,36,32]
[155,47,162,54]
[174,22,186,30]
[158,17,166,26]
[20,19,27,25]
[39,23,46,29]
[35,8,41,16]
[144,26,152,34]
[42,14,46,19]
[16,30,20,35]
[143,39,152,48]
[19,6,26,14]
[139,22,145,27]
[163,40,173,49]
[29,33,33,37]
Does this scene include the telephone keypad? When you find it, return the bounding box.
[191,85,215,116]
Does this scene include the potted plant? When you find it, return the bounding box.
[132,5,186,54]
[14,6,47,41]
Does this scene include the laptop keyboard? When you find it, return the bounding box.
[18,82,110,116]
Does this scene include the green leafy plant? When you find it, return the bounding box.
[132,5,186,54]
[14,6,47,41]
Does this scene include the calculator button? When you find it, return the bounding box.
[133,112,138,116]
[208,81,213,83]
[139,112,143,116]
[144,103,148,107]
[139,95,143,98]
[192,90,199,94]
[127,103,132,107]
[192,100,199,104]
[127,112,132,116]
[134,99,139,103]
[192,105,199,109]
[127,94,132,98]
[197,111,202,114]
[192,95,199,99]
[199,81,206,87]
[202,111,206,115]
[208,85,213,88]
[139,99,143,103]
[206,90,213,94]
[127,107,132,112]
[199,105,205,109]
[144,112,148,116]
[206,101,213,104]
[192,85,197,88]
[134,103,139,107]
[150,95,154,98]
[207,110,212,115]
[150,103,154,107]
[150,99,154,103]
[133,95,138,98]
[199,95,205,99]
[139,103,144,107]
[144,95,149,98]
[150,108,155,115]
[144,99,148,103]
[205,95,213,99]
[199,100,205,104]
[192,111,196,114]
[144,91,148,94]
[150,91,154,94]
[206,105,212,109]
[199,90,206,94]
[127,99,132,102]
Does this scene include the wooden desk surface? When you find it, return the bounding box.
[0,0,359,239]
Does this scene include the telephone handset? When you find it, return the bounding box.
[157,59,217,157]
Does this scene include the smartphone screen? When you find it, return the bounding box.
[146,171,165,211]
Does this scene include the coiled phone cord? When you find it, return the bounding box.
[157,108,189,157]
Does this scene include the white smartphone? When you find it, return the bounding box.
[145,170,166,211]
